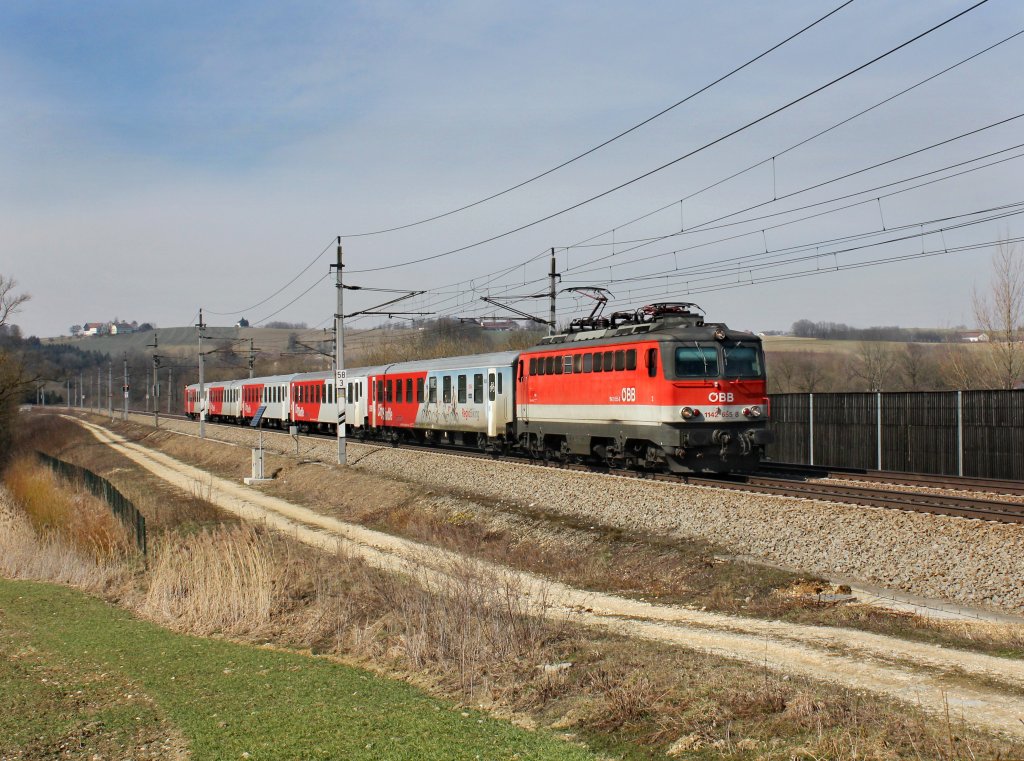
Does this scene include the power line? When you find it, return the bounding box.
[206,237,336,317]
[251,273,332,326]
[561,26,1024,252]
[562,142,1024,276]
[337,1,856,238]
[345,0,990,275]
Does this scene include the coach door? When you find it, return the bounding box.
[486,368,497,438]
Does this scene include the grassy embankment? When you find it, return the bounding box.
[0,579,587,761]
[4,413,1023,760]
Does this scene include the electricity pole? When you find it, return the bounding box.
[79,371,83,407]
[66,378,70,408]
[108,362,113,421]
[248,337,255,378]
[197,309,206,439]
[167,367,173,414]
[332,238,347,466]
[96,366,101,413]
[122,353,128,421]
[149,333,160,430]
[548,248,558,336]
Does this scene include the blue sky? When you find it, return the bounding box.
[2,0,1023,338]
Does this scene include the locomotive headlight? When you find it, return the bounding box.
[749,405,762,417]
[680,407,695,420]
[713,328,726,341]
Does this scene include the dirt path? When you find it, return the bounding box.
[72,417,1024,739]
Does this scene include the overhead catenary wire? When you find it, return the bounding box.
[345,0,991,275]
[339,24,1023,323]
[560,26,1024,253]
[205,237,337,317]
[373,144,1024,326]
[336,0,857,238]
[561,142,1024,277]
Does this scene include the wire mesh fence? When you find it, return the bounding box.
[35,451,147,554]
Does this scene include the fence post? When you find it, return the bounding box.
[957,390,964,477]
[808,393,814,466]
[876,391,883,471]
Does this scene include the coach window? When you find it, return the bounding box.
[573,354,583,373]
[376,380,384,400]
[457,375,467,403]
[583,353,593,373]
[386,380,393,402]
[615,350,626,371]
[529,357,537,375]
[474,373,484,403]
[405,378,413,402]
[443,376,452,403]
[488,373,496,401]
[428,377,437,403]
[497,373,502,394]
[417,378,424,403]
[395,378,403,403]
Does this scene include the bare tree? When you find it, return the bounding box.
[0,275,30,331]
[0,275,33,459]
[973,240,1024,389]
[895,343,939,391]
[848,342,899,391]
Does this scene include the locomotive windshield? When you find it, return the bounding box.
[674,344,719,378]
[722,342,764,378]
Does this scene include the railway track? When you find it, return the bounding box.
[85,408,1024,525]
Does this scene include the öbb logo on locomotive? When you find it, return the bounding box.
[184,303,772,473]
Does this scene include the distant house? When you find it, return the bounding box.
[480,320,517,332]
[958,331,990,343]
[110,322,135,335]
[82,322,107,336]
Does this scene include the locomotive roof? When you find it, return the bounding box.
[526,321,761,351]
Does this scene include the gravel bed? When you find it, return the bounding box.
[119,414,1024,613]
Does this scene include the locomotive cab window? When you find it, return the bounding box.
[674,345,719,378]
[723,343,765,378]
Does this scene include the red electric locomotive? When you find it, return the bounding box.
[515,303,771,472]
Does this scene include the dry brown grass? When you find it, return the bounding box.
[9,412,1024,760]
[3,456,132,563]
[142,524,277,636]
[0,484,123,590]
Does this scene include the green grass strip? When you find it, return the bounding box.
[0,579,593,760]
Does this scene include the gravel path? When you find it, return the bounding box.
[120,413,1024,615]
[74,416,1024,740]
